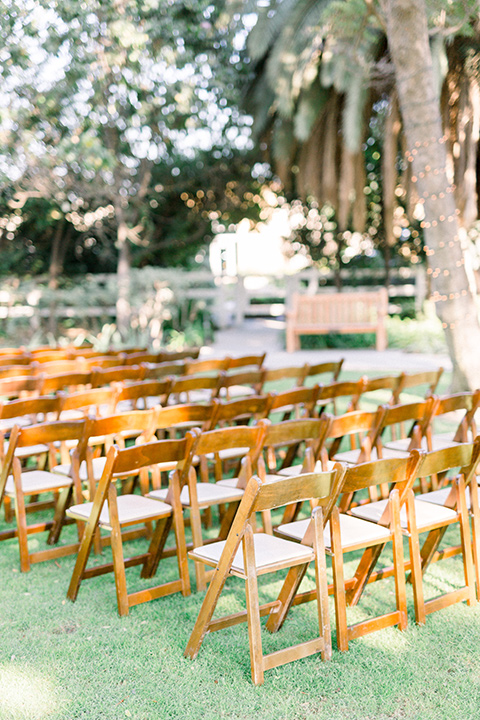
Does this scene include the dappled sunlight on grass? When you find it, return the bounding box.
[0,664,61,719]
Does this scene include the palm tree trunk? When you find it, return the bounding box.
[382,0,480,390]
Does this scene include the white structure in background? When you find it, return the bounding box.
[209,218,310,326]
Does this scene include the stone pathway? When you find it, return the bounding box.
[200,318,451,374]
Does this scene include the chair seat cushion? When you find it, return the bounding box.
[148,481,244,507]
[333,446,409,464]
[66,493,172,529]
[351,497,458,530]
[5,470,73,496]
[203,447,250,461]
[52,456,108,481]
[277,512,392,550]
[190,532,315,575]
[276,460,336,476]
[418,486,472,510]
[4,441,50,458]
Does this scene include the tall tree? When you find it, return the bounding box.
[0,0,249,337]
[241,0,480,388]
[381,0,480,389]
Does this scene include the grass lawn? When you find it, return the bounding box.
[1,367,478,720]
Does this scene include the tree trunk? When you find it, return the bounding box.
[382,0,480,390]
[115,201,132,341]
[48,220,71,337]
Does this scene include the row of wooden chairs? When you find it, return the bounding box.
[1,397,479,683]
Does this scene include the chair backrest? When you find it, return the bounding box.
[57,386,119,418]
[0,366,34,380]
[375,396,438,447]
[357,374,403,409]
[415,438,480,488]
[300,359,344,385]
[0,376,45,400]
[247,465,346,527]
[157,348,200,362]
[184,357,231,376]
[82,356,125,370]
[341,451,424,520]
[262,416,331,474]
[154,402,215,431]
[261,365,307,390]
[0,394,62,422]
[182,420,268,487]
[0,419,87,502]
[393,368,444,403]
[77,408,160,456]
[217,369,265,399]
[209,395,274,428]
[31,360,86,376]
[268,385,321,419]
[169,375,221,403]
[104,431,198,480]
[90,365,144,388]
[0,355,32,367]
[226,353,266,370]
[40,372,93,395]
[140,360,187,380]
[29,349,72,362]
[316,378,367,414]
[431,390,480,443]
[114,379,173,410]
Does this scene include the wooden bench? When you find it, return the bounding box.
[286,288,388,352]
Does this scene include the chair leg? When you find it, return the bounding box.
[47,486,73,545]
[14,491,30,573]
[140,516,172,579]
[313,507,331,661]
[265,563,308,633]
[4,495,13,523]
[345,543,386,607]
[390,490,408,630]
[457,477,476,607]
[243,524,264,685]
[107,484,129,617]
[469,481,480,598]
[406,491,426,625]
[330,508,349,652]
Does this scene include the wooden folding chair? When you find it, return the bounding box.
[148,421,268,591]
[315,378,367,417]
[90,365,144,388]
[140,360,187,380]
[356,374,403,409]
[114,379,173,411]
[217,369,265,400]
[299,359,344,386]
[261,365,308,393]
[168,374,221,404]
[392,367,444,404]
[350,443,479,624]
[258,416,332,526]
[0,419,87,571]
[209,394,274,429]
[185,466,346,684]
[267,385,321,421]
[57,386,119,420]
[0,376,45,400]
[227,353,266,371]
[51,409,161,504]
[0,366,34,380]
[40,371,93,394]
[424,391,480,450]
[377,397,439,459]
[184,357,231,376]
[274,452,423,651]
[66,434,196,615]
